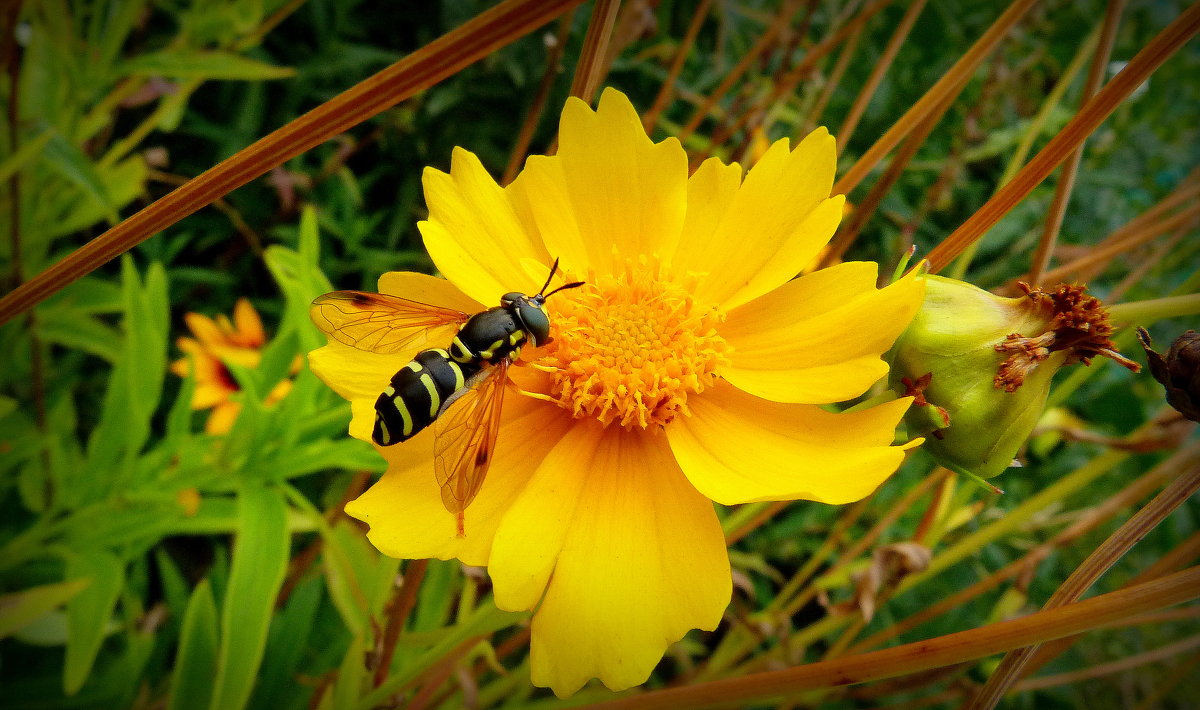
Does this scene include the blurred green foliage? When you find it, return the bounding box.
[0,1,1196,708]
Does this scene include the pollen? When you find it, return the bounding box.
[531,256,731,429]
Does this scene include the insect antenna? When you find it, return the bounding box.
[537,257,562,296]
[544,280,586,299]
[536,257,585,301]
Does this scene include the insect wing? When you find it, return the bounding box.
[433,359,509,515]
[311,291,469,354]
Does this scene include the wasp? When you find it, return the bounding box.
[311,260,583,535]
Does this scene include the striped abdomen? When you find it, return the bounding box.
[373,349,480,446]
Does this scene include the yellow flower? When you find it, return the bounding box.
[309,89,925,696]
[170,298,293,434]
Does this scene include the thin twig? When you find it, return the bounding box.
[968,445,1200,709]
[503,10,575,184]
[569,0,621,103]
[836,0,929,156]
[642,0,714,134]
[0,0,586,325]
[581,567,1200,710]
[833,0,1038,195]
[1027,0,1127,286]
[926,2,1200,272]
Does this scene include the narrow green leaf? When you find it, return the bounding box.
[208,485,289,710]
[119,50,295,80]
[0,579,90,639]
[41,131,118,224]
[64,550,125,694]
[331,635,370,710]
[38,312,122,362]
[0,128,52,183]
[251,575,322,709]
[168,580,219,710]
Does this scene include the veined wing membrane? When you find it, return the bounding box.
[433,359,509,517]
[311,291,469,354]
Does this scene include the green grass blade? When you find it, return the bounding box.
[64,550,125,694]
[208,484,290,710]
[168,580,219,710]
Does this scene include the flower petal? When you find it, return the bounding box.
[344,395,572,566]
[520,88,688,277]
[232,298,265,346]
[667,383,914,505]
[489,421,601,612]
[376,271,484,312]
[525,427,729,696]
[722,264,925,403]
[674,156,743,275]
[675,130,841,309]
[307,340,407,442]
[205,401,241,435]
[420,148,549,304]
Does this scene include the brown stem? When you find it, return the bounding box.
[373,558,430,687]
[836,0,929,156]
[1027,0,1127,286]
[823,84,960,265]
[0,0,587,325]
[581,567,1200,710]
[503,10,575,184]
[833,0,1038,196]
[568,0,621,104]
[847,447,1186,655]
[642,0,714,134]
[677,0,809,143]
[926,2,1200,273]
[967,445,1200,709]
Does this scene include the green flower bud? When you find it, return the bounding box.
[889,275,1138,480]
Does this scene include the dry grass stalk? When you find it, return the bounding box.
[833,0,1038,195]
[1034,201,1200,286]
[503,11,576,183]
[847,445,1185,656]
[835,0,929,157]
[1012,634,1200,692]
[925,2,1200,273]
[0,0,585,325]
[701,0,892,162]
[373,559,430,687]
[583,567,1200,710]
[1027,0,1128,286]
[677,0,809,142]
[823,86,960,266]
[642,0,714,133]
[568,0,622,103]
[968,445,1200,709]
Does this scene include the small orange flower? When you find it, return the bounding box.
[170,298,293,434]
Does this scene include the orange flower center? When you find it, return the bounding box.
[531,257,731,429]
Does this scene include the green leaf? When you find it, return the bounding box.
[251,575,322,709]
[38,312,123,362]
[64,550,125,694]
[208,485,290,710]
[331,634,370,710]
[119,50,296,81]
[168,580,219,710]
[0,579,90,639]
[40,131,118,224]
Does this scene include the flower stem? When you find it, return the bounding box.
[584,567,1200,710]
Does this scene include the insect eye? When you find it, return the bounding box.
[518,303,551,344]
[500,292,523,306]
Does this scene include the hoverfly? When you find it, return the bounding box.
[311,260,583,535]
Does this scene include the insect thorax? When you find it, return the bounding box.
[451,307,529,364]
